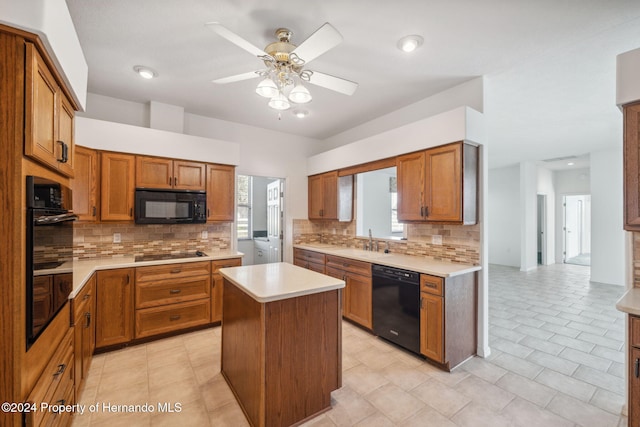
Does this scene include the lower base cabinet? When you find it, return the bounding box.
[325,255,372,330]
[72,274,96,396]
[420,272,477,370]
[95,268,134,349]
[25,329,75,427]
[211,258,242,323]
[628,316,640,427]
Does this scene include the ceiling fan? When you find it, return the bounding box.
[206,22,358,111]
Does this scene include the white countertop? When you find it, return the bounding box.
[616,288,640,316]
[294,244,481,278]
[219,262,345,303]
[34,251,244,299]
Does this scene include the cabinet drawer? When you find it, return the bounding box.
[326,255,371,277]
[72,280,94,322]
[135,299,211,338]
[631,316,640,348]
[294,249,326,265]
[26,329,74,427]
[420,274,444,296]
[135,276,211,309]
[211,258,242,272]
[136,261,211,282]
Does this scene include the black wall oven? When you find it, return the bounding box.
[26,176,77,350]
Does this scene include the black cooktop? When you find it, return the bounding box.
[134,251,207,262]
[34,261,65,270]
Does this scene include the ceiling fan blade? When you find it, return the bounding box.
[206,22,271,59]
[212,71,261,84]
[306,71,358,96]
[291,23,343,64]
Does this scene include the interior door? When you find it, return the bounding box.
[564,196,581,261]
[267,180,282,263]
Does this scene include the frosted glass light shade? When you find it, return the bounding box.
[268,92,290,110]
[256,78,278,98]
[288,83,312,104]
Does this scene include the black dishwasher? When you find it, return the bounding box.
[372,264,421,354]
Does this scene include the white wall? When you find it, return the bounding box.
[591,149,625,285]
[537,167,556,264]
[323,78,485,150]
[520,162,538,271]
[617,46,640,107]
[488,165,521,267]
[79,93,149,127]
[554,168,590,263]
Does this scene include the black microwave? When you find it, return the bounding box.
[135,189,207,224]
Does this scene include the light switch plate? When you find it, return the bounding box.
[432,235,443,245]
[113,233,121,243]
[201,230,208,239]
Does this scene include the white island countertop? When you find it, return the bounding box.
[294,244,481,278]
[616,288,640,316]
[219,262,345,304]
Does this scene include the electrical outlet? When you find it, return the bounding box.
[432,235,442,245]
[113,233,121,243]
[201,230,208,239]
[332,228,336,235]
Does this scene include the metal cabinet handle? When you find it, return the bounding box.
[169,315,181,321]
[425,206,429,217]
[92,206,97,217]
[53,364,66,377]
[174,177,178,186]
[169,289,181,294]
[421,206,424,217]
[423,282,438,289]
[635,358,640,378]
[85,312,91,328]
[57,141,68,163]
[170,268,182,274]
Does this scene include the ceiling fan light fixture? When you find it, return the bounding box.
[256,77,278,98]
[133,65,157,79]
[268,92,291,110]
[397,35,424,53]
[288,83,312,104]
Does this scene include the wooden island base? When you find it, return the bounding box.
[221,278,342,427]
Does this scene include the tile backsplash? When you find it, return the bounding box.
[73,223,232,259]
[293,219,480,265]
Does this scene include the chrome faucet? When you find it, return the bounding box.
[368,229,373,251]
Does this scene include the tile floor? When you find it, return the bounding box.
[71,263,628,427]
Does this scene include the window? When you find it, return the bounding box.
[237,175,252,239]
[390,177,403,233]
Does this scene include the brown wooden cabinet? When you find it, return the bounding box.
[326,255,372,329]
[211,258,242,323]
[308,171,353,221]
[95,268,134,349]
[624,102,640,230]
[100,151,135,221]
[628,316,640,426]
[293,248,326,274]
[397,142,478,224]
[24,42,75,177]
[72,146,100,221]
[134,261,211,338]
[136,155,206,190]
[72,274,95,396]
[206,164,235,222]
[419,272,477,370]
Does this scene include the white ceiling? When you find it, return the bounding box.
[65,0,640,169]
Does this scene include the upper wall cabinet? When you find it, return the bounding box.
[24,42,75,177]
[397,141,478,224]
[206,164,235,222]
[72,146,100,222]
[101,152,135,221]
[136,156,206,191]
[308,171,353,221]
[625,102,640,230]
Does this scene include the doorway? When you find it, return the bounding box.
[236,175,285,265]
[563,194,591,266]
[537,195,547,265]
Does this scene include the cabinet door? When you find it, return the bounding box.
[321,171,339,220]
[206,164,235,221]
[625,102,640,230]
[396,151,425,221]
[424,143,461,222]
[72,146,100,221]
[24,42,59,171]
[101,152,135,221]
[308,174,324,219]
[56,94,75,177]
[136,155,173,189]
[344,272,372,329]
[326,267,347,317]
[96,269,134,348]
[211,258,242,323]
[420,292,444,363]
[174,160,206,190]
[631,347,640,427]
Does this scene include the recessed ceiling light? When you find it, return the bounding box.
[133,65,157,79]
[567,162,575,166]
[397,35,424,53]
[293,109,309,119]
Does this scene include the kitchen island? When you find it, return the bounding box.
[218,262,345,427]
